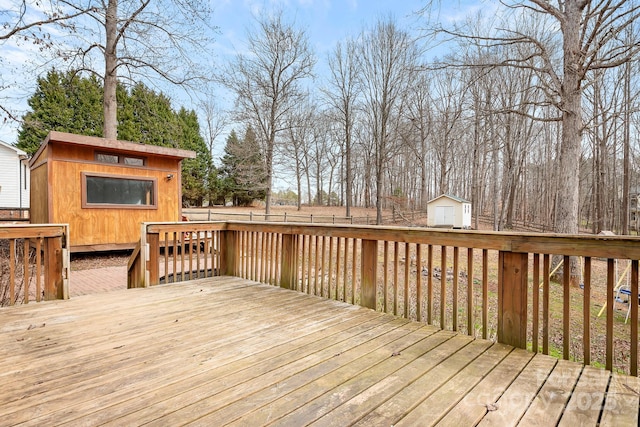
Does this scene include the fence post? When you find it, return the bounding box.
[498,251,529,349]
[361,239,378,310]
[280,234,296,289]
[219,230,237,276]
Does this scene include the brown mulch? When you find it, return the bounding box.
[70,251,132,271]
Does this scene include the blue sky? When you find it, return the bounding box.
[0,0,487,144]
[210,0,427,58]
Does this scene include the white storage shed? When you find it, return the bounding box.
[427,194,472,229]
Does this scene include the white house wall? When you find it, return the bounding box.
[0,143,30,209]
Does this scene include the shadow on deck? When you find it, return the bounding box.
[1,276,638,426]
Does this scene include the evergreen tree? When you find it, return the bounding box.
[177,108,211,207]
[18,70,103,154]
[16,70,214,206]
[219,126,267,206]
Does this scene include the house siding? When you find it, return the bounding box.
[0,142,29,210]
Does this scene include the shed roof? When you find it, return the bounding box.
[0,140,28,158]
[427,194,471,205]
[30,131,197,166]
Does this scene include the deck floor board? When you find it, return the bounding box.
[1,276,637,426]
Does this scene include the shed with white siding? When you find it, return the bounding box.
[427,194,472,229]
[0,140,29,219]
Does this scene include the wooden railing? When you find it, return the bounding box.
[128,221,640,376]
[0,224,69,306]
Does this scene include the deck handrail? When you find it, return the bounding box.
[0,223,69,306]
[129,220,640,376]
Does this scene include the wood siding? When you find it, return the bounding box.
[28,132,193,251]
[29,161,49,224]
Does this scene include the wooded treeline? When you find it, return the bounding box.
[219,2,640,234]
[5,1,640,234]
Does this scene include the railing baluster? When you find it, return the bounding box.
[314,236,321,296]
[482,249,488,340]
[416,244,422,322]
[163,232,169,282]
[36,237,42,302]
[172,232,178,282]
[275,233,282,286]
[302,234,307,292]
[467,247,473,336]
[404,243,410,318]
[328,237,334,299]
[265,232,271,284]
[23,239,29,304]
[308,235,314,294]
[453,246,458,331]
[583,257,591,365]
[335,237,342,300]
[394,241,399,316]
[343,238,349,302]
[352,238,357,305]
[180,231,186,281]
[533,253,540,352]
[383,241,389,313]
[543,254,550,355]
[606,258,614,371]
[441,245,447,329]
[9,239,15,305]
[263,232,269,283]
[428,244,433,324]
[631,259,638,376]
[563,255,571,360]
[321,236,327,298]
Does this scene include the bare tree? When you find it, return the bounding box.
[422,1,640,234]
[220,10,315,214]
[1,1,96,122]
[199,97,228,205]
[322,38,360,217]
[358,16,420,224]
[47,0,214,139]
[280,100,315,210]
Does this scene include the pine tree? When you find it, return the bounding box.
[219,127,267,206]
[16,70,214,206]
[17,70,103,154]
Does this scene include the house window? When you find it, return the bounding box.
[95,152,146,166]
[82,173,157,209]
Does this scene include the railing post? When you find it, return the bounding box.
[361,239,378,310]
[498,251,528,349]
[147,232,160,286]
[279,234,296,289]
[44,236,63,300]
[219,230,237,276]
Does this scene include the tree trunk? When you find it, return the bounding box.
[345,122,352,217]
[554,1,583,286]
[103,0,118,139]
[622,54,631,235]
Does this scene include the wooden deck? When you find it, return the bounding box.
[1,277,639,426]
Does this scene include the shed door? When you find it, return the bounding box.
[435,206,455,225]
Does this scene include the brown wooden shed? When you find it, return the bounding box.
[29,131,196,252]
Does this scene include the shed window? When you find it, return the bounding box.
[82,173,157,209]
[95,152,146,166]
